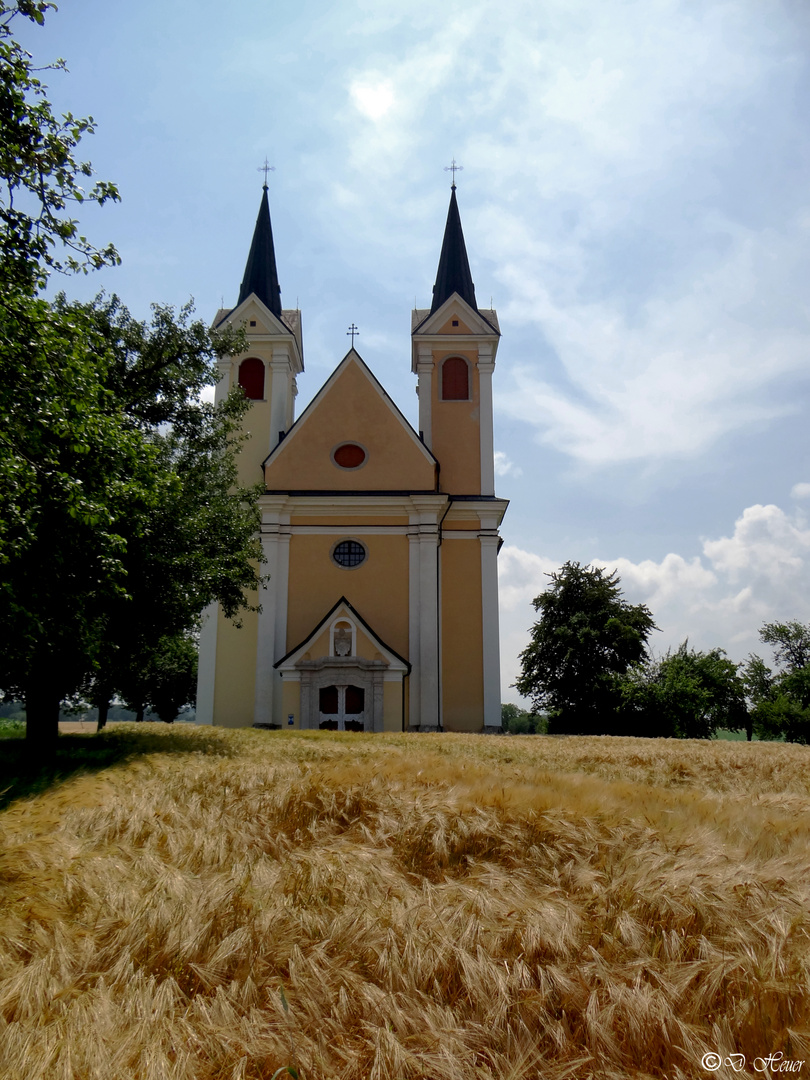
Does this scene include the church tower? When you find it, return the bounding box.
[196,184,303,727]
[411,184,506,730]
[211,183,303,486]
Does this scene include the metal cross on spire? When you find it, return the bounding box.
[347,323,359,347]
[444,158,463,189]
[257,157,275,189]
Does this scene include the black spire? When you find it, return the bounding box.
[430,185,477,315]
[238,185,282,317]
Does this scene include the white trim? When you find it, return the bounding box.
[195,603,218,725]
[416,345,433,448]
[276,600,409,674]
[478,348,496,497]
[411,295,500,342]
[408,531,421,729]
[257,492,450,519]
[480,534,502,727]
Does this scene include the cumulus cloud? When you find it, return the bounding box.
[791,482,810,500]
[499,497,810,701]
[494,451,523,478]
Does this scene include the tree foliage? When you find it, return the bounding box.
[0,0,119,289]
[617,642,748,739]
[515,561,657,734]
[744,621,810,743]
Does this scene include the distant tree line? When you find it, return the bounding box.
[513,561,810,742]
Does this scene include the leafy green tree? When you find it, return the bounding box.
[0,0,119,289]
[515,561,657,734]
[618,642,749,739]
[501,703,547,734]
[744,621,810,743]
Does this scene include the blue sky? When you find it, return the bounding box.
[21,0,810,700]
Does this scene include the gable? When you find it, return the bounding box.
[264,351,437,491]
[412,295,500,337]
[275,597,410,673]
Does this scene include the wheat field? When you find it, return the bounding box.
[1,727,809,1080]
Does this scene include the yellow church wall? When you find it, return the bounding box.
[436,317,473,334]
[383,682,404,732]
[431,352,482,494]
[236,397,273,488]
[213,604,259,728]
[440,538,484,731]
[281,679,300,728]
[265,359,436,492]
[285,533,410,659]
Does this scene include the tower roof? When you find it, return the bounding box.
[237,185,282,317]
[430,186,477,315]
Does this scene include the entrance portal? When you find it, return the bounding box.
[318,684,365,731]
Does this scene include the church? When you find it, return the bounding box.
[196,181,508,732]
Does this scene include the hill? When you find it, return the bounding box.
[1,727,809,1079]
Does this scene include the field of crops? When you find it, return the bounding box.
[1,726,809,1079]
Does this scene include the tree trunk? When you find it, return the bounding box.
[97,695,110,732]
[135,703,144,723]
[25,677,61,759]
[746,711,753,742]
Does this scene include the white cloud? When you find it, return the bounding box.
[500,497,810,701]
[349,77,396,121]
[791,482,810,500]
[494,450,522,478]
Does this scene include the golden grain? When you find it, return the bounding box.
[0,728,808,1078]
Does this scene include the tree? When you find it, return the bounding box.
[0,293,263,746]
[618,642,749,739]
[0,0,119,290]
[515,561,657,734]
[743,621,810,743]
[501,703,547,735]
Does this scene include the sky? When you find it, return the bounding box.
[17,0,810,703]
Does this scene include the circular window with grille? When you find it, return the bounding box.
[332,442,367,469]
[332,539,367,569]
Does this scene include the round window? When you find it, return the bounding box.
[332,540,366,568]
[333,443,366,469]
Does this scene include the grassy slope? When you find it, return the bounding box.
[1,727,809,1080]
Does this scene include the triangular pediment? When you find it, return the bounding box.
[214,294,297,337]
[275,597,410,673]
[412,294,500,337]
[263,349,437,491]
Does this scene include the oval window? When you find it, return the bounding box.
[332,540,366,568]
[333,443,366,469]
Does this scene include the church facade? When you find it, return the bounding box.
[196,184,508,732]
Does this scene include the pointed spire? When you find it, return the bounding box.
[238,184,282,317]
[430,185,477,315]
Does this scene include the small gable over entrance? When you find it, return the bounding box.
[275,598,409,732]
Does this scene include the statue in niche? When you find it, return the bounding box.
[333,626,352,657]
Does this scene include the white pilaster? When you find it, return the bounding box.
[214,359,231,407]
[478,345,495,497]
[416,345,434,449]
[253,508,290,727]
[271,529,291,725]
[195,602,218,725]
[269,347,292,449]
[408,531,421,729]
[480,531,502,727]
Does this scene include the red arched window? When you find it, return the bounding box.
[238,357,265,400]
[441,356,469,401]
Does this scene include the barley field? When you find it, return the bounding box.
[1,727,809,1080]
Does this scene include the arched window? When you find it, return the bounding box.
[238,357,265,400]
[441,356,470,401]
